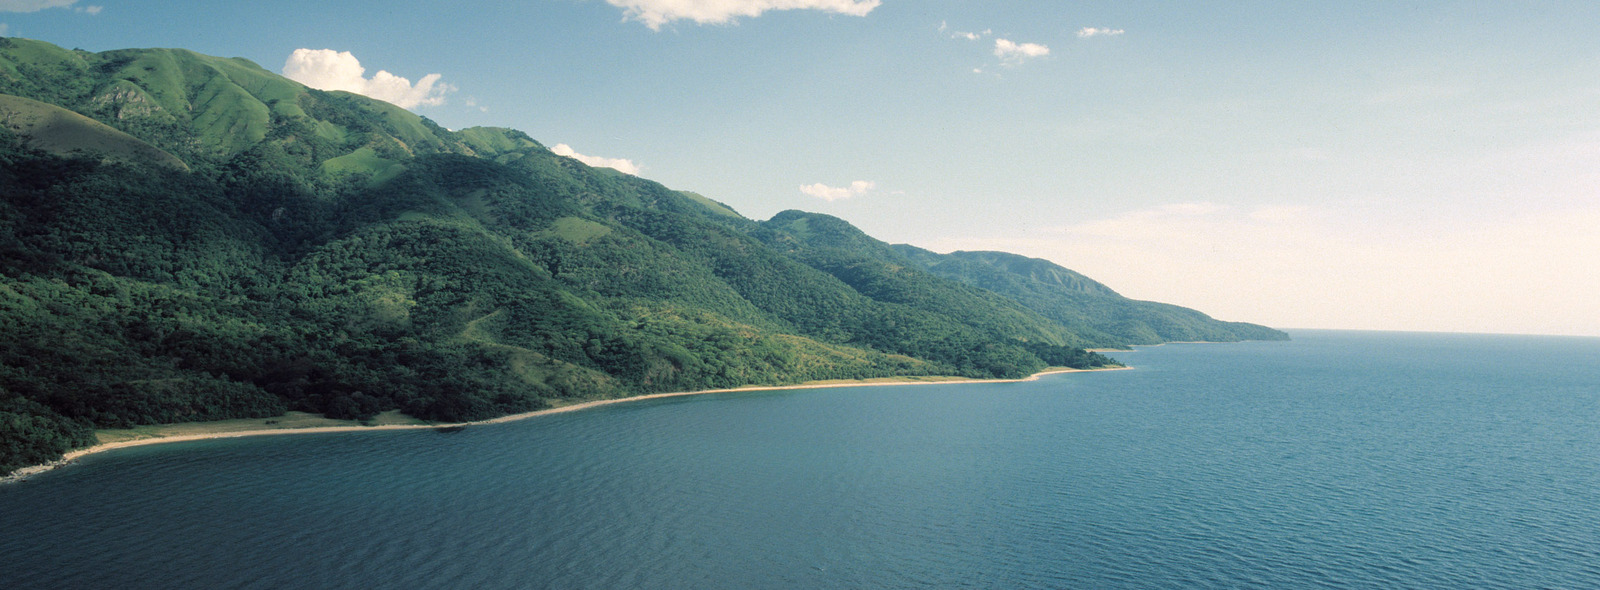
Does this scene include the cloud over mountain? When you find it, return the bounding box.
[800,180,875,201]
[551,143,641,175]
[282,49,453,109]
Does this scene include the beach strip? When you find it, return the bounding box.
[4,366,1126,483]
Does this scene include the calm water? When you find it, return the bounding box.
[3,331,1599,589]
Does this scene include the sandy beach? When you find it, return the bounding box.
[3,366,1126,483]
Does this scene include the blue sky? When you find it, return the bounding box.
[5,1,1599,336]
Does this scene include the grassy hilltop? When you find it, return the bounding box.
[0,38,1284,474]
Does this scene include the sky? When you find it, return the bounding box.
[4,0,1599,337]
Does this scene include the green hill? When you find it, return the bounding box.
[892,246,1289,346]
[754,210,1089,348]
[0,94,187,170]
[0,38,1281,475]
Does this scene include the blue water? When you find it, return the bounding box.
[3,331,1599,589]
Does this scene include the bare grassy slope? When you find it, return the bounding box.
[0,94,187,170]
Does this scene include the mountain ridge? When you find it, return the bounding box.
[0,38,1284,475]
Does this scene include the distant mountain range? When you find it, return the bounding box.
[0,37,1284,474]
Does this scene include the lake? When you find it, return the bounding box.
[3,330,1598,588]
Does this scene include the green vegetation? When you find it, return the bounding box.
[0,38,1280,476]
[0,94,188,170]
[319,146,405,183]
[892,246,1290,346]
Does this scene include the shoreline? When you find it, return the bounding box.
[1088,340,1244,352]
[3,365,1127,484]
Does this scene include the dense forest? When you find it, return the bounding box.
[0,38,1284,475]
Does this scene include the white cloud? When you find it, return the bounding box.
[550,143,641,175]
[282,49,454,110]
[939,21,988,41]
[1076,27,1124,38]
[607,0,880,30]
[0,0,95,13]
[0,0,75,12]
[800,180,875,201]
[994,38,1049,63]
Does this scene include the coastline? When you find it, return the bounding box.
[2,365,1127,484]
[1088,340,1238,352]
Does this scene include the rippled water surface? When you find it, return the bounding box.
[3,331,1599,589]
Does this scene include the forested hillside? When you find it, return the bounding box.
[892,246,1290,346]
[0,38,1281,475]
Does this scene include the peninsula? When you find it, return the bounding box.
[0,38,1283,476]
